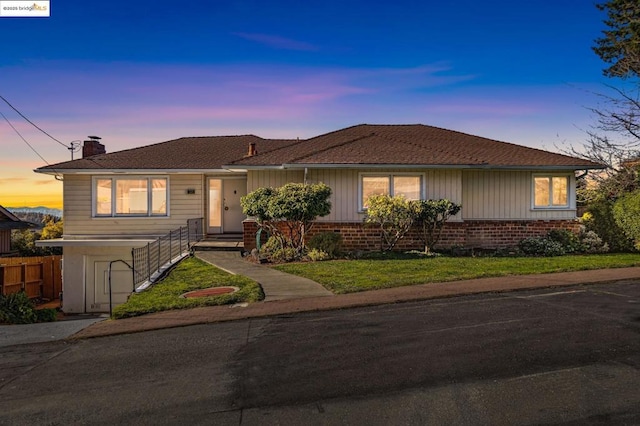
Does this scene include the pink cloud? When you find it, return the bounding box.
[233,32,318,51]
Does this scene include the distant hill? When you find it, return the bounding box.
[7,206,62,218]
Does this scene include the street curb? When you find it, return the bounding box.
[68,267,640,341]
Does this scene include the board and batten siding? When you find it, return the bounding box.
[462,170,576,220]
[248,168,463,223]
[247,170,305,192]
[63,174,205,236]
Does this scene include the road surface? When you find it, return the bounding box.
[1,280,639,425]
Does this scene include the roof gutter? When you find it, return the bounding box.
[34,168,241,175]
[278,163,606,171]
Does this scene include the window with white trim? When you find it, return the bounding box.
[94,177,168,217]
[360,174,423,209]
[533,175,569,208]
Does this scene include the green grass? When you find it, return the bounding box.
[274,253,640,294]
[112,256,264,319]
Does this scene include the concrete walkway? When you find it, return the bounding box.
[0,315,105,347]
[195,251,333,301]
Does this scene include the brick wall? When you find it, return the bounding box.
[243,219,580,252]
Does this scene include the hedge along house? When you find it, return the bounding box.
[35,124,602,313]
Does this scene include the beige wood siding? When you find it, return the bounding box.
[247,170,304,192]
[63,174,205,236]
[306,168,462,222]
[462,170,576,220]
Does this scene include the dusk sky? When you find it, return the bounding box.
[0,0,617,209]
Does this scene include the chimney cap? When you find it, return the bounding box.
[87,135,102,140]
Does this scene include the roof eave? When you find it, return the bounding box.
[276,163,606,171]
[35,168,241,175]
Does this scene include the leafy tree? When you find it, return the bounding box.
[269,183,332,252]
[241,183,332,256]
[411,199,461,254]
[41,216,63,240]
[10,217,63,256]
[593,0,640,79]
[612,190,640,248]
[559,2,640,173]
[364,194,414,251]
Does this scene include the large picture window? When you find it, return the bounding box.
[94,177,168,217]
[360,174,423,209]
[533,175,569,208]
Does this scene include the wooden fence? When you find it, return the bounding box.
[0,255,62,300]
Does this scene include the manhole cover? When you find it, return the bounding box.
[181,286,239,298]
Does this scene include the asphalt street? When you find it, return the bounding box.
[0,280,639,425]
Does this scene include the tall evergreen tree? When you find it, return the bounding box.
[593,0,640,79]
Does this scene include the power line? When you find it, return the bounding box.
[0,110,51,166]
[0,94,69,149]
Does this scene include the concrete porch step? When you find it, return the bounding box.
[191,233,243,251]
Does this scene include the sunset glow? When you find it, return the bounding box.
[0,0,612,210]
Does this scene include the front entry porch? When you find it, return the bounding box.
[191,233,244,251]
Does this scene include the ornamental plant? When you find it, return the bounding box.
[364,194,414,251]
[241,183,332,257]
[411,199,461,254]
[613,190,640,249]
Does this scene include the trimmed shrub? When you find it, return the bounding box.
[518,228,610,257]
[307,248,330,262]
[519,237,566,257]
[270,247,298,263]
[547,229,582,254]
[364,194,414,251]
[307,232,343,257]
[0,291,56,324]
[583,199,635,252]
[613,190,640,250]
[579,230,609,254]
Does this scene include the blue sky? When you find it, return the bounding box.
[0,0,614,207]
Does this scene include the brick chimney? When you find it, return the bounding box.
[246,142,257,157]
[82,136,106,158]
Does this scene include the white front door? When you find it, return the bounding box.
[223,178,247,233]
[208,178,223,234]
[208,178,247,234]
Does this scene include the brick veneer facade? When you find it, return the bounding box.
[242,219,580,252]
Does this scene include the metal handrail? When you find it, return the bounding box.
[131,218,203,290]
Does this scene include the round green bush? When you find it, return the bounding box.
[307,232,343,257]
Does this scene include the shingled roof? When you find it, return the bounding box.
[36,124,603,173]
[0,206,32,230]
[36,135,298,172]
[228,124,603,169]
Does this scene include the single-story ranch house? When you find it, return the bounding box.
[35,124,603,313]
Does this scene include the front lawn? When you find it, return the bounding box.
[274,253,640,294]
[113,256,263,319]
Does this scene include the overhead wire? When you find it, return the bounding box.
[0,94,70,149]
[0,94,107,173]
[0,110,51,165]
[0,109,63,180]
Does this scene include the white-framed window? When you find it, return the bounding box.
[359,173,424,210]
[532,175,569,209]
[93,177,169,217]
